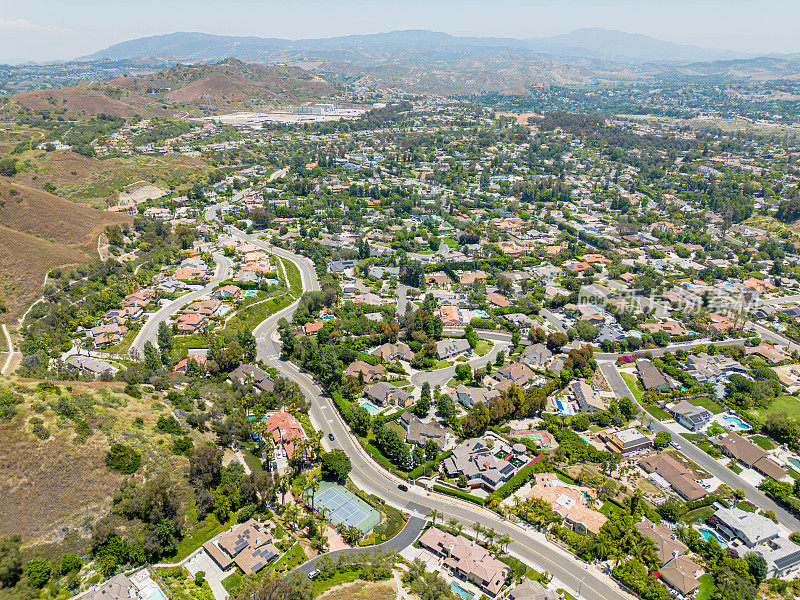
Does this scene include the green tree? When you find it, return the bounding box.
[0,535,22,588]
[350,406,372,437]
[745,552,767,584]
[24,558,51,588]
[157,322,174,365]
[455,363,472,381]
[653,431,672,450]
[576,321,598,342]
[320,449,351,482]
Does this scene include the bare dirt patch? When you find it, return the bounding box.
[318,580,395,600]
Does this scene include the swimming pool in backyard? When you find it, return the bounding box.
[359,401,382,415]
[723,415,750,430]
[698,527,726,546]
[555,399,574,415]
[450,582,474,600]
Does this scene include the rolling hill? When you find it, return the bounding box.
[0,181,133,321]
[12,59,337,117]
[79,29,749,65]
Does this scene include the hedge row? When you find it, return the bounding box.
[432,484,485,505]
[492,458,549,500]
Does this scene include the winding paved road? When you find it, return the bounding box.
[129,253,232,358]
[236,239,634,600]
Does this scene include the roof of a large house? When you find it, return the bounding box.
[419,528,508,595]
[526,473,607,534]
[88,574,135,600]
[713,505,782,546]
[659,555,703,596]
[211,519,279,574]
[636,359,672,390]
[638,452,707,501]
[636,519,688,566]
[262,412,305,459]
[570,380,606,411]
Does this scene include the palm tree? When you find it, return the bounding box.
[499,533,511,553]
[309,474,321,508]
[278,474,291,506]
[484,528,496,550]
[427,508,442,526]
[471,522,483,543]
[447,518,459,533]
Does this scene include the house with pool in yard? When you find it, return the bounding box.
[419,527,509,596]
[708,505,800,578]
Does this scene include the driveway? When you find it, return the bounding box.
[186,550,234,600]
[296,516,427,575]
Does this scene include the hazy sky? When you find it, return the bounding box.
[1,0,799,64]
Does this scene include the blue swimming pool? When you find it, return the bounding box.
[555,399,574,415]
[360,401,382,415]
[698,527,725,545]
[450,582,474,600]
[723,415,750,430]
[789,458,800,472]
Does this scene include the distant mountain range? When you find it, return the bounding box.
[79,28,750,66]
[4,29,800,98]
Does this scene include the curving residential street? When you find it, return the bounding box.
[129,253,232,358]
[242,243,635,600]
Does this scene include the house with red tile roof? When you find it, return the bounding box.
[262,412,306,460]
[173,355,207,373]
[304,321,325,335]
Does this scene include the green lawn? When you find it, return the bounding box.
[600,500,622,518]
[312,568,363,595]
[269,542,307,577]
[434,360,451,369]
[748,434,777,450]
[280,258,303,296]
[442,237,459,248]
[474,339,492,356]
[225,294,292,332]
[681,506,714,525]
[644,404,671,421]
[690,396,725,415]
[734,502,756,513]
[748,395,800,420]
[241,448,264,474]
[695,573,716,600]
[221,572,242,595]
[620,372,643,402]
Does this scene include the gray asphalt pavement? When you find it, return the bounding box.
[246,248,634,600]
[129,253,232,358]
[296,516,427,575]
[598,360,800,532]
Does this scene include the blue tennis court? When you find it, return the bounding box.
[306,481,381,534]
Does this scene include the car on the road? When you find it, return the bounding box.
[307,570,320,580]
[328,433,334,441]
[398,484,408,492]
[671,441,681,450]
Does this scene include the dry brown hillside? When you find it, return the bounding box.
[12,83,146,117]
[0,181,133,320]
[13,59,336,117]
